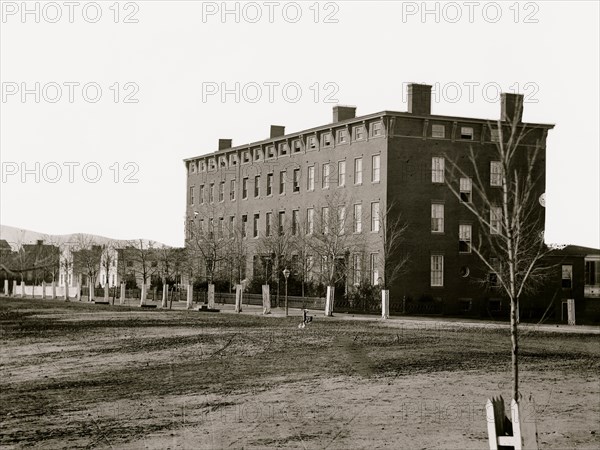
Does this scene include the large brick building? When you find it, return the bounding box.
[183,83,600,321]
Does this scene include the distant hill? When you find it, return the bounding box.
[0,224,166,250]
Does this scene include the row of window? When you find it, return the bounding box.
[188,122,384,174]
[189,155,381,205]
[431,157,503,187]
[430,124,500,142]
[191,202,382,240]
[431,203,501,237]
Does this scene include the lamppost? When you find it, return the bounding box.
[283,268,290,317]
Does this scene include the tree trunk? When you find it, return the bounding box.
[162,282,168,308]
[325,285,335,316]
[511,297,519,401]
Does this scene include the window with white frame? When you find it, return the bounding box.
[189,186,195,205]
[219,182,225,202]
[372,155,380,183]
[431,255,444,287]
[431,203,444,233]
[199,185,204,204]
[253,148,263,161]
[279,171,286,194]
[353,254,361,285]
[266,173,273,196]
[490,206,502,234]
[338,206,346,234]
[254,175,260,198]
[229,216,235,238]
[278,142,289,156]
[242,178,248,199]
[371,202,380,232]
[242,151,251,164]
[253,214,260,238]
[308,135,317,150]
[321,206,329,234]
[354,204,362,233]
[322,163,331,189]
[241,215,247,238]
[432,157,445,183]
[459,224,472,253]
[293,169,300,192]
[370,253,379,285]
[338,161,346,187]
[490,161,503,186]
[266,212,272,237]
[460,177,472,203]
[218,217,224,239]
[278,211,285,235]
[322,132,332,147]
[292,140,302,153]
[562,265,573,288]
[229,154,238,166]
[460,127,474,140]
[209,183,215,203]
[490,127,500,143]
[292,210,299,235]
[432,124,445,138]
[354,158,363,184]
[266,145,275,159]
[307,166,315,191]
[230,179,236,201]
[337,129,348,144]
[190,162,196,173]
[353,125,365,141]
[306,208,314,234]
[370,122,382,137]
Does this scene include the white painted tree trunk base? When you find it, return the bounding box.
[262,284,271,314]
[120,283,125,304]
[186,284,193,309]
[162,283,168,308]
[207,284,215,309]
[324,286,335,316]
[235,285,243,313]
[381,289,390,319]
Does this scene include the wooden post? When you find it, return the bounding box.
[162,283,168,308]
[4,279,9,296]
[20,281,25,298]
[381,289,390,319]
[235,284,242,313]
[12,280,17,297]
[262,284,271,314]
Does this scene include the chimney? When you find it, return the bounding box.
[270,125,285,138]
[218,139,232,151]
[333,105,357,122]
[500,93,524,123]
[407,83,432,115]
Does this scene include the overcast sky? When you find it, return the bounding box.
[1,1,598,248]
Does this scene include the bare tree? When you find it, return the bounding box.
[256,226,295,307]
[379,202,410,291]
[444,95,550,401]
[127,239,157,306]
[100,243,117,303]
[156,246,178,308]
[187,215,230,286]
[306,191,364,315]
[72,235,102,302]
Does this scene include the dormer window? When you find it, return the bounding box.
[278,142,289,156]
[308,136,317,149]
[253,148,263,161]
[292,140,302,153]
[322,132,333,147]
[460,127,474,140]
[266,145,276,159]
[353,125,365,141]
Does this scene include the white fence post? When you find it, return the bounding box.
[120,282,126,305]
[3,279,8,296]
[186,284,193,309]
[324,286,335,316]
[381,289,390,319]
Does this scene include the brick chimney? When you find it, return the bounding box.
[270,125,285,138]
[333,106,357,122]
[500,93,524,123]
[218,139,232,151]
[407,83,432,115]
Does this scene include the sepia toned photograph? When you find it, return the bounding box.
[1,1,599,449]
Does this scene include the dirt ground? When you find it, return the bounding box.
[1,298,599,449]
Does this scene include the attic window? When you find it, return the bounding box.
[460,127,474,140]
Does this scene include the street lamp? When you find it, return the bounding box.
[283,268,290,317]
